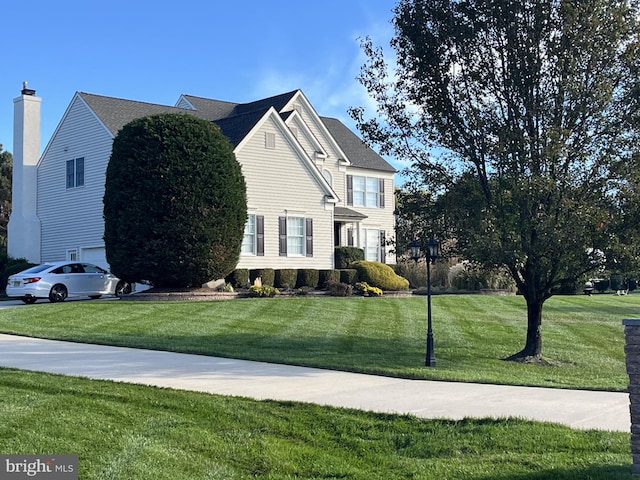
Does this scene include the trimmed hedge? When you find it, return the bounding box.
[335,247,365,269]
[319,269,341,288]
[340,269,358,285]
[226,269,249,289]
[250,268,275,287]
[349,261,409,291]
[296,269,319,289]
[275,269,298,290]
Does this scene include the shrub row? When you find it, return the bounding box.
[225,268,360,290]
[224,261,410,292]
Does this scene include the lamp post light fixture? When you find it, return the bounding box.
[410,238,439,367]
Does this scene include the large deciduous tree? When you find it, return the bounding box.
[351,0,640,359]
[104,114,247,288]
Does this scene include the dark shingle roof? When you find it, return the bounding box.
[78,91,396,173]
[177,95,238,120]
[233,90,297,116]
[179,90,297,121]
[321,116,396,172]
[79,92,208,136]
[214,108,271,146]
[334,206,368,220]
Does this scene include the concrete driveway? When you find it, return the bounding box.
[0,333,630,432]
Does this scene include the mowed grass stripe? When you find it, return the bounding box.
[0,369,632,479]
[0,294,635,390]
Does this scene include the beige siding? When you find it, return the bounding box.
[283,94,397,264]
[38,96,113,264]
[345,168,396,264]
[236,115,334,270]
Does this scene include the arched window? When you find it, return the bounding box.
[322,169,333,187]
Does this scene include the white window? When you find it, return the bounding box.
[351,175,380,207]
[66,157,84,189]
[322,169,333,187]
[353,176,366,206]
[67,249,78,261]
[242,214,256,255]
[279,216,312,257]
[366,177,379,207]
[287,216,305,256]
[364,228,380,261]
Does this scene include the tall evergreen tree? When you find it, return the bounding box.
[104,114,247,288]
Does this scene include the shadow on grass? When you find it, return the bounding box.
[0,329,628,390]
[476,465,632,480]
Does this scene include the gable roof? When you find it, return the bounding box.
[321,116,396,172]
[77,91,396,173]
[215,107,271,146]
[177,90,298,120]
[78,92,207,137]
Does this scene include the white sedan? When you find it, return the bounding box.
[6,261,131,304]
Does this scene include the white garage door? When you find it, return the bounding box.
[80,247,108,270]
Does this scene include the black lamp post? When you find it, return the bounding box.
[410,238,439,367]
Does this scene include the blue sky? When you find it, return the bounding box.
[2,0,399,171]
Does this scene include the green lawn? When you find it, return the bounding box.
[0,293,635,391]
[0,368,632,479]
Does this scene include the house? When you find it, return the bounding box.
[9,85,396,274]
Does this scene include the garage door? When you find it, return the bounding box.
[80,247,108,270]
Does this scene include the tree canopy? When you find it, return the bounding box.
[0,146,12,249]
[103,114,247,288]
[352,0,640,359]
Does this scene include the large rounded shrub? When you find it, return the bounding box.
[350,261,409,291]
[103,113,247,288]
[335,246,365,269]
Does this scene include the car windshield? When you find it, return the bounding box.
[19,264,53,274]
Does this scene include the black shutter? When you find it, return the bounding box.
[279,217,287,256]
[256,215,264,256]
[379,178,385,208]
[347,175,353,206]
[380,230,386,263]
[347,227,354,247]
[306,218,313,257]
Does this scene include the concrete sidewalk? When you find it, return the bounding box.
[0,333,630,432]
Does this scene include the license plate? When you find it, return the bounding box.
[13,281,20,287]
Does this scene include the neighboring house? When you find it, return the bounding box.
[9,85,396,273]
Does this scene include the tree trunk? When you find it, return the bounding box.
[505,296,543,361]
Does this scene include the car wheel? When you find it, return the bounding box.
[49,284,68,303]
[21,297,37,304]
[89,295,102,300]
[115,280,132,297]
